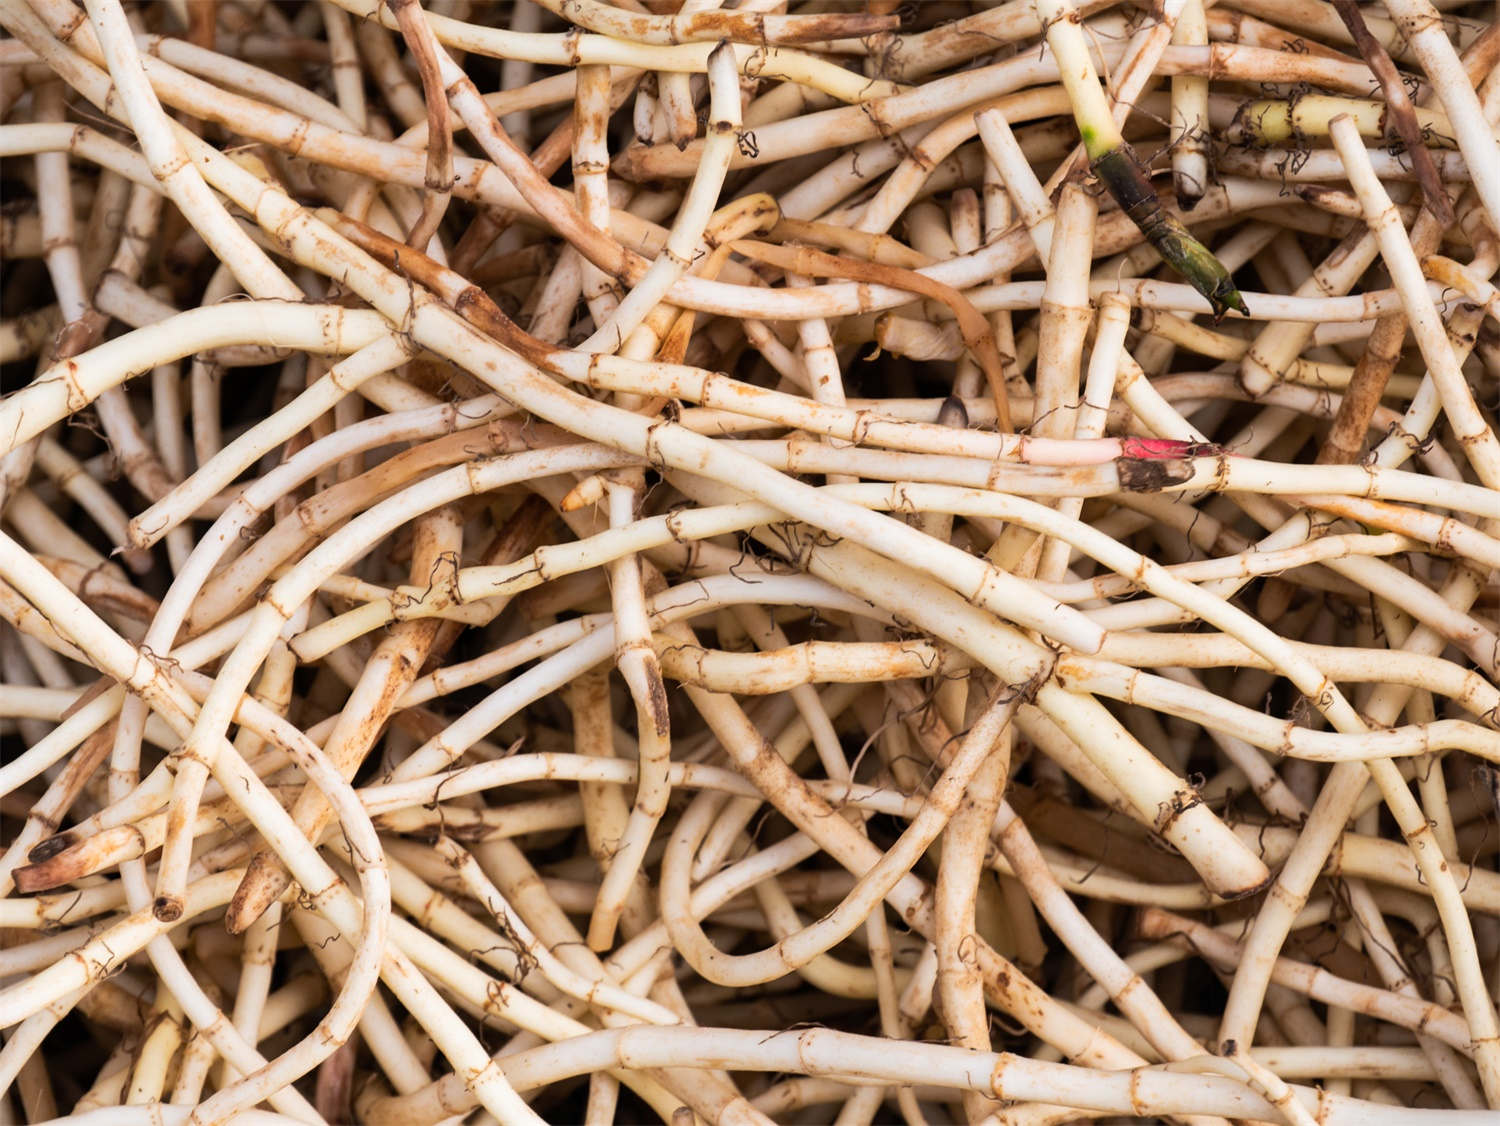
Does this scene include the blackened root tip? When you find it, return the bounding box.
[27,833,75,863]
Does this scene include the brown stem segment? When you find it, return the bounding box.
[1330,0,1453,229]
[1316,312,1407,465]
[1317,209,1445,464]
[387,0,454,250]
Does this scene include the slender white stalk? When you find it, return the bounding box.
[582,44,739,353]
[81,0,298,298]
[1171,0,1210,206]
[1329,113,1500,489]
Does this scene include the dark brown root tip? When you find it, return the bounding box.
[1116,457,1195,491]
[28,834,75,863]
[937,395,969,429]
[1219,874,1273,901]
[226,851,284,934]
[646,667,671,741]
[153,895,184,922]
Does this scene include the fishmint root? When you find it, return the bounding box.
[1,0,1499,1121]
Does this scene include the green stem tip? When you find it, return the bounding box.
[1092,145,1248,322]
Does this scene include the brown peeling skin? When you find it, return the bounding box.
[731,239,1013,432]
[643,659,671,740]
